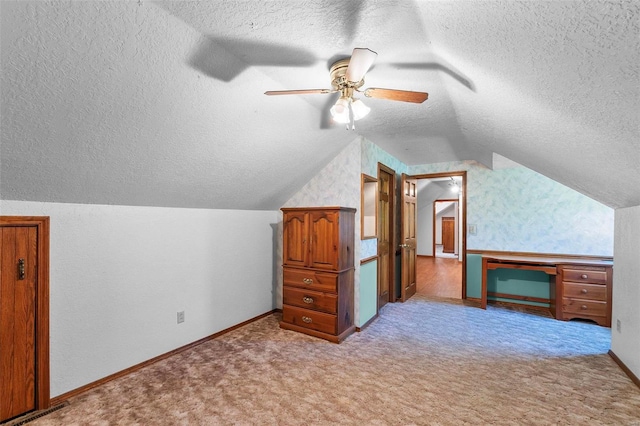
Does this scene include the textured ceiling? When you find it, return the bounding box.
[1,0,638,210]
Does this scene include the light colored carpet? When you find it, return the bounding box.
[30,295,640,425]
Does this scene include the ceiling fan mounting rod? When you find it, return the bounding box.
[340,86,354,100]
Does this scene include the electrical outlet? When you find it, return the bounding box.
[616,319,621,332]
[177,311,185,324]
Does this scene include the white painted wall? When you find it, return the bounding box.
[0,200,278,398]
[611,205,640,379]
[417,201,434,256]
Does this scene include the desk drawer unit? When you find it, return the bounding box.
[563,282,607,301]
[558,264,612,327]
[562,269,608,285]
[562,298,607,317]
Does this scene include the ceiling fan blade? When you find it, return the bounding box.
[345,48,378,83]
[264,89,333,96]
[364,88,429,103]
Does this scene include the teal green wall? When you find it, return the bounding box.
[466,254,483,299]
[487,269,550,307]
[359,260,378,327]
[467,253,553,307]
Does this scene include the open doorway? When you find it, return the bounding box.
[413,173,466,300]
[434,200,459,259]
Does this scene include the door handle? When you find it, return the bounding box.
[18,258,25,280]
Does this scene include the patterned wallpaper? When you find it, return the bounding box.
[283,138,362,210]
[361,138,408,177]
[280,137,363,322]
[409,161,614,256]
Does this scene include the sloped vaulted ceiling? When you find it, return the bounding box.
[1,1,638,210]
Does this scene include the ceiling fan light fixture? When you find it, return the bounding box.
[331,110,350,124]
[449,177,460,193]
[330,97,351,123]
[350,99,370,121]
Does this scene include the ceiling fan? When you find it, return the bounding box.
[264,48,429,129]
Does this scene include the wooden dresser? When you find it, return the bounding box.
[557,264,613,327]
[280,207,356,343]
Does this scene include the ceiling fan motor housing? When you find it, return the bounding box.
[330,58,364,92]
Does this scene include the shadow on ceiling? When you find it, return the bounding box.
[185,0,366,82]
[188,37,317,82]
[391,62,476,92]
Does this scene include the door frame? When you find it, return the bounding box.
[0,216,50,412]
[377,162,395,309]
[410,172,467,299]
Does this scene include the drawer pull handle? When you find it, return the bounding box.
[581,274,588,279]
[580,289,588,294]
[302,296,314,304]
[302,278,313,284]
[581,305,588,310]
[301,316,312,324]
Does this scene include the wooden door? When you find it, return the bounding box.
[308,210,339,271]
[400,174,417,301]
[1,226,37,421]
[0,217,50,422]
[442,217,455,253]
[377,164,394,308]
[282,210,309,268]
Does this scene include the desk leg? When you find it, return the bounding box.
[481,257,488,309]
[549,274,558,319]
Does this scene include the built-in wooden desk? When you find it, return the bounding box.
[481,254,613,326]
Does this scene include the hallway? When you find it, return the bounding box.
[416,255,462,299]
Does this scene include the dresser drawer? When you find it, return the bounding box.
[282,305,336,335]
[562,298,607,317]
[562,268,607,284]
[283,286,337,314]
[283,267,338,293]
[563,282,607,301]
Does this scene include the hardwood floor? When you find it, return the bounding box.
[416,255,462,299]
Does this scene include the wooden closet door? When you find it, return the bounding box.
[309,210,339,271]
[377,167,393,308]
[400,174,417,301]
[282,211,309,268]
[1,226,37,422]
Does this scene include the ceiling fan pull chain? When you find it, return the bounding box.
[349,102,355,131]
